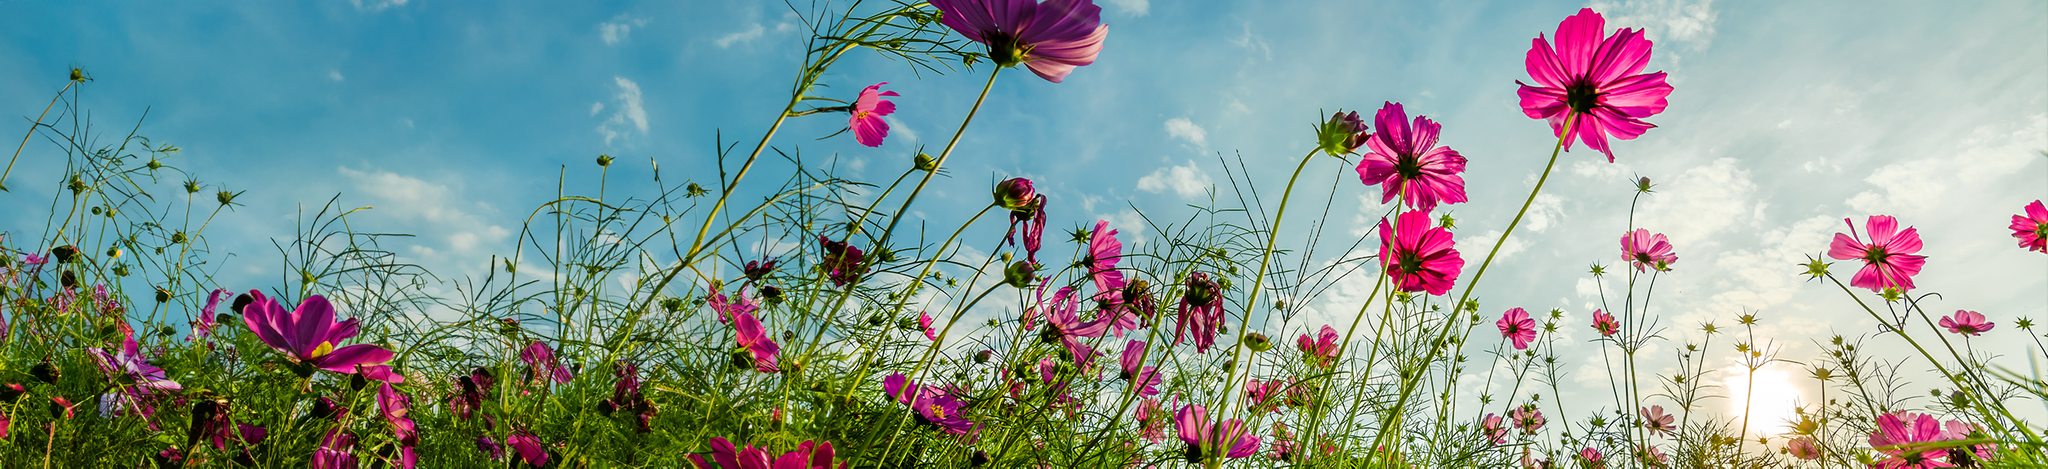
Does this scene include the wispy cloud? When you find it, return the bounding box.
[328,70,344,82]
[599,15,650,46]
[1164,117,1206,149]
[596,76,648,146]
[1105,0,1149,16]
[1136,159,1214,199]
[349,0,408,13]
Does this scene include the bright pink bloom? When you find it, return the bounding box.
[89,329,180,426]
[239,291,402,382]
[1621,228,1677,272]
[377,383,420,469]
[520,341,575,384]
[1517,8,1674,162]
[1828,215,1927,293]
[883,373,976,434]
[1118,340,1160,397]
[2012,200,2047,253]
[507,429,549,468]
[1590,309,1619,337]
[818,236,867,287]
[1497,307,1537,350]
[1134,397,1172,443]
[1296,325,1339,368]
[1939,310,1994,336]
[1479,413,1507,445]
[917,311,938,341]
[1174,272,1225,353]
[1357,102,1468,212]
[1868,412,1954,469]
[1941,420,1997,463]
[849,83,898,147]
[1040,286,1109,362]
[708,288,759,324]
[1378,209,1463,295]
[732,311,781,373]
[1085,220,1139,337]
[193,288,229,339]
[1509,404,1545,433]
[1640,405,1674,437]
[1580,447,1606,466]
[928,0,1109,83]
[1786,436,1821,460]
[1174,404,1260,463]
[689,437,846,469]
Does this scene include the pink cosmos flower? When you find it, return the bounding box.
[1087,220,1140,337]
[1828,215,1927,293]
[708,288,759,324]
[1939,310,1994,336]
[1635,444,1668,467]
[1640,405,1675,437]
[2013,200,2048,253]
[1580,447,1606,466]
[1039,286,1109,362]
[1357,101,1468,212]
[377,383,420,469]
[1621,229,1677,272]
[917,311,938,341]
[884,373,976,434]
[818,236,867,287]
[1941,419,1996,464]
[507,429,549,468]
[1297,325,1339,368]
[1590,309,1619,337]
[689,437,846,469]
[1497,307,1537,350]
[239,291,402,382]
[1378,209,1464,296]
[1786,436,1821,460]
[1174,272,1225,353]
[850,83,898,147]
[90,329,180,426]
[1480,413,1507,445]
[1509,404,1546,434]
[1868,412,1952,469]
[1118,340,1160,397]
[192,288,230,339]
[731,311,781,373]
[1134,397,1172,444]
[520,341,575,384]
[311,430,358,469]
[1174,404,1260,464]
[999,178,1048,263]
[1516,8,1675,162]
[928,0,1109,83]
[1243,379,1282,412]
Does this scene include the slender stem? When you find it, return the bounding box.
[1,80,75,192]
[1208,148,1319,466]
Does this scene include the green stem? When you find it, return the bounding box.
[1208,148,1320,465]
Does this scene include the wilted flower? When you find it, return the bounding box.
[1001,178,1049,264]
[928,0,1109,83]
[1516,8,1675,162]
[818,236,868,287]
[1357,102,1468,212]
[239,291,402,382]
[1939,310,1994,336]
[451,367,494,420]
[2011,200,2047,253]
[1174,272,1225,353]
[192,288,230,339]
[1497,308,1537,350]
[1621,229,1677,272]
[918,311,939,341]
[1378,209,1464,296]
[1828,215,1927,293]
[849,83,899,147]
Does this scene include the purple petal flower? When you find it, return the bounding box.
[239,291,402,382]
[850,83,899,147]
[929,0,1110,83]
[519,341,575,384]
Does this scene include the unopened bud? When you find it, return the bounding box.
[914,153,938,172]
[1003,261,1037,289]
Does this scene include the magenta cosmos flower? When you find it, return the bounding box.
[1175,404,1260,464]
[818,235,867,287]
[1590,309,1619,337]
[689,437,846,469]
[1087,220,1140,336]
[519,341,574,384]
[240,291,402,382]
[1118,340,1160,397]
[1827,215,1927,293]
[1378,209,1464,296]
[507,429,549,467]
[1356,101,1468,212]
[1939,310,1994,336]
[2011,200,2047,253]
[731,311,781,373]
[1868,412,1952,469]
[1174,272,1225,353]
[1621,228,1677,272]
[1497,307,1537,350]
[849,83,898,147]
[884,373,976,434]
[1296,325,1339,368]
[90,330,180,427]
[1479,413,1507,445]
[378,383,420,469]
[929,0,1109,83]
[998,178,1047,263]
[1517,8,1675,162]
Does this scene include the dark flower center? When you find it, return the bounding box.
[1184,444,1205,465]
[1394,154,1425,180]
[1863,246,1889,265]
[1566,82,1600,113]
[1395,251,1424,276]
[987,32,1031,68]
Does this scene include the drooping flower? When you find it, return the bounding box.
[600,362,657,433]
[239,291,402,382]
[1480,413,1507,445]
[377,383,419,469]
[1786,436,1821,460]
[519,341,575,384]
[1939,310,1994,336]
[1590,309,1619,337]
[707,288,760,324]
[451,367,494,420]
[1357,102,1468,212]
[507,429,550,468]
[1621,229,1677,272]
[688,437,846,469]
[1640,405,1674,437]
[744,259,777,281]
[1497,308,1538,350]
[1175,404,1260,464]
[917,311,938,341]
[1516,8,1675,162]
[1510,404,1546,434]
[2012,200,2048,253]
[1868,412,1952,469]
[193,288,230,339]
[1296,325,1340,368]
[1828,215,1928,293]
[999,178,1049,264]
[731,311,781,373]
[928,0,1109,83]
[1174,272,1225,353]
[1118,340,1160,397]
[1378,209,1464,296]
[818,236,867,287]
[849,83,898,147]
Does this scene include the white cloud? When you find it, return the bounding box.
[1847,114,2046,216]
[336,167,511,265]
[1588,0,1719,50]
[1136,159,1214,199]
[1524,194,1566,233]
[589,102,604,116]
[1637,158,1755,249]
[328,70,344,82]
[1105,0,1149,16]
[1164,117,1207,148]
[596,76,648,146]
[1231,22,1271,61]
[717,23,769,48]
[884,115,919,145]
[401,118,414,129]
[349,0,408,13]
[1457,229,1527,261]
[600,15,649,46]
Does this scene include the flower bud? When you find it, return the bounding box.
[1316,110,1368,158]
[994,178,1039,213]
[914,153,938,172]
[974,350,993,364]
[1244,332,1272,352]
[1003,261,1036,289]
[1635,176,1653,193]
[596,154,613,167]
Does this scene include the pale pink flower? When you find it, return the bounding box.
[1378,209,1464,295]
[928,0,1109,83]
[1939,310,1994,336]
[1786,436,1821,460]
[1509,404,1545,434]
[2012,200,2047,253]
[1828,215,1927,293]
[1620,228,1676,272]
[850,83,898,147]
[1497,307,1537,350]
[1590,309,1619,337]
[1640,405,1674,437]
[1517,8,1675,162]
[1357,101,1467,212]
[1479,413,1507,445]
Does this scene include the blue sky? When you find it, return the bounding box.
[2,0,2043,437]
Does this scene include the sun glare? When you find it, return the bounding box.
[1724,367,1805,435]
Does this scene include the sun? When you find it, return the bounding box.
[1724,366,1806,436]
